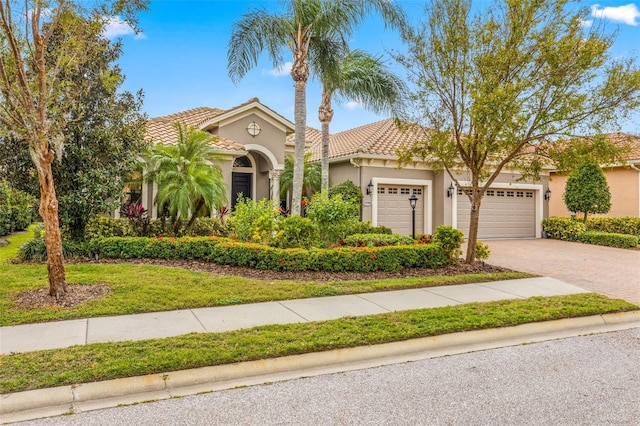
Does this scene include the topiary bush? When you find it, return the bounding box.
[578,231,639,249]
[274,215,318,249]
[343,233,415,247]
[432,225,464,262]
[542,217,586,241]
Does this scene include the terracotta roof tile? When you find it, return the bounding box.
[146,107,245,152]
[286,126,322,147]
[305,119,428,161]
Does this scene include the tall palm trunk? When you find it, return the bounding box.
[35,147,67,298]
[318,90,334,192]
[291,45,309,216]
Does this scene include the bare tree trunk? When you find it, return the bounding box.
[464,187,482,264]
[36,149,67,298]
[291,79,307,216]
[318,90,334,192]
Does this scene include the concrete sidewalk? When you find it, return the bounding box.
[1,277,589,355]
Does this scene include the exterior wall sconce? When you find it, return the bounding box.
[544,188,551,201]
[447,182,455,198]
[246,121,261,137]
[366,180,374,195]
[409,193,418,239]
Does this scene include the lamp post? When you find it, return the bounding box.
[409,193,418,239]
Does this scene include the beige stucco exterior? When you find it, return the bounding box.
[550,166,640,218]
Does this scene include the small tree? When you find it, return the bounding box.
[279,153,321,201]
[564,161,611,223]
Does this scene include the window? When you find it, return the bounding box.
[233,156,252,168]
[400,188,410,195]
[123,171,143,205]
[458,188,464,196]
[413,188,423,195]
[526,192,534,198]
[516,191,524,198]
[486,190,494,196]
[388,187,398,194]
[378,187,385,194]
[497,191,505,197]
[507,191,514,197]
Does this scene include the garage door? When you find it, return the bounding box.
[377,185,424,235]
[457,188,535,239]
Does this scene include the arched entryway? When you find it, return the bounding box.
[231,154,255,208]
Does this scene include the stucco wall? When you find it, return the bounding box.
[550,167,640,217]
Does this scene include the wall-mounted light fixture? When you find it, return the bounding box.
[447,182,455,198]
[544,188,551,201]
[366,180,374,195]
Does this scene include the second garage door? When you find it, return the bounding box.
[457,188,535,239]
[377,185,424,235]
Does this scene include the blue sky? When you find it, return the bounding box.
[111,1,640,135]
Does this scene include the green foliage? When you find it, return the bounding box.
[542,217,586,241]
[475,241,491,261]
[84,216,136,239]
[145,123,227,234]
[586,217,640,237]
[0,182,37,236]
[547,134,632,175]
[432,225,464,262]
[564,161,611,222]
[275,216,318,249]
[84,236,450,272]
[185,218,229,237]
[327,181,363,217]
[306,192,359,225]
[343,233,415,247]
[18,238,48,261]
[279,153,321,199]
[578,231,639,249]
[229,198,279,244]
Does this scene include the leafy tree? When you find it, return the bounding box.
[279,153,321,201]
[564,161,611,223]
[145,124,227,235]
[0,0,147,297]
[227,0,404,215]
[394,0,640,263]
[327,180,363,212]
[0,33,147,241]
[316,49,404,191]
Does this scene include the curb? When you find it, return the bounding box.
[2,311,639,424]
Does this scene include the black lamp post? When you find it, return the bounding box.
[409,193,418,239]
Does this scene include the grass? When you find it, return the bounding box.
[1,293,636,394]
[0,227,534,326]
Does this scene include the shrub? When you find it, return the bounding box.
[343,233,415,247]
[306,192,358,225]
[327,181,362,217]
[229,197,279,244]
[84,216,135,239]
[19,238,47,261]
[586,217,640,237]
[432,225,464,261]
[86,236,451,272]
[578,231,639,249]
[185,217,229,237]
[542,217,586,241]
[475,241,491,261]
[0,181,37,236]
[275,216,318,249]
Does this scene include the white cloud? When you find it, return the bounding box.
[591,3,640,26]
[580,19,594,28]
[344,101,363,110]
[263,62,292,77]
[102,16,144,39]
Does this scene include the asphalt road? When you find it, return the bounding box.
[18,328,640,426]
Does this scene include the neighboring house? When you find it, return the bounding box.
[129,99,552,239]
[548,133,640,218]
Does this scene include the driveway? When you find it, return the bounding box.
[479,239,640,305]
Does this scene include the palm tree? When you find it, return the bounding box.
[316,50,405,191]
[227,0,405,215]
[145,124,227,234]
[280,153,321,201]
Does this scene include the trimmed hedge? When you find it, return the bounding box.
[578,231,639,249]
[586,217,640,238]
[343,233,415,247]
[542,217,586,241]
[85,236,450,272]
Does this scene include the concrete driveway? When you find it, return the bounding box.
[479,239,640,305]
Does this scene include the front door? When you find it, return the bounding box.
[232,172,252,208]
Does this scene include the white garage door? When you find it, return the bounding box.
[457,188,535,239]
[377,185,424,235]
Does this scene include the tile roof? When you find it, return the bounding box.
[305,119,428,161]
[602,132,640,161]
[146,107,244,152]
[286,126,323,147]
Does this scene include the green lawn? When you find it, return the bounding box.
[1,292,636,394]
[0,227,534,326]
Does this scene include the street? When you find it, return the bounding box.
[18,327,640,425]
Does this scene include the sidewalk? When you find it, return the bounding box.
[1,277,590,355]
